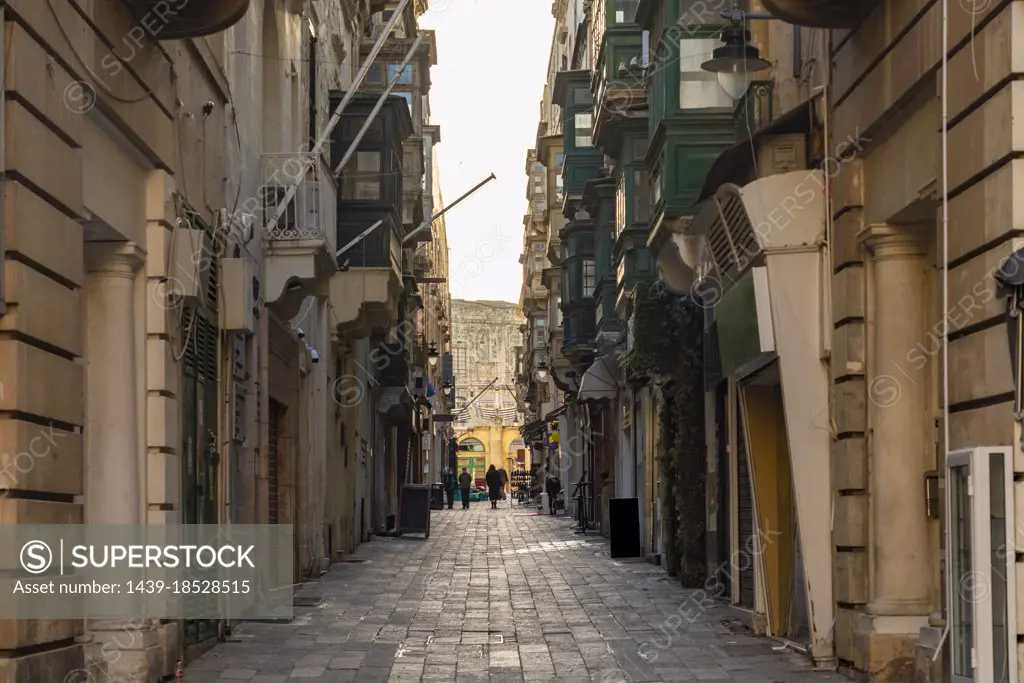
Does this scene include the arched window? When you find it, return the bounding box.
[458,438,485,452]
[456,438,487,484]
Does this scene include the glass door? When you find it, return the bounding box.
[947,447,1016,683]
[949,454,973,681]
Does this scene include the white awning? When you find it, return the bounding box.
[577,355,619,403]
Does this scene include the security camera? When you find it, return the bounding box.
[202,101,215,116]
[296,328,306,339]
[310,348,320,363]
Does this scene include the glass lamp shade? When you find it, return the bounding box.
[428,354,439,368]
[701,26,771,102]
[718,70,754,100]
[536,367,549,381]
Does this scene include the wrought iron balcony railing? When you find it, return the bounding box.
[260,153,333,246]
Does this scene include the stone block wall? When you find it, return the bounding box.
[829,1,1024,679]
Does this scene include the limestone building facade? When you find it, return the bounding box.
[450,300,525,430]
[0,0,450,680]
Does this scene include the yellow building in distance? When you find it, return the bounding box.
[455,425,529,487]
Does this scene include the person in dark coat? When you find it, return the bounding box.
[485,464,502,509]
[498,467,508,500]
[458,468,473,509]
[442,468,456,509]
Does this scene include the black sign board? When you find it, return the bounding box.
[609,498,641,559]
[398,484,432,538]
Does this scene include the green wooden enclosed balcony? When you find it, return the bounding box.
[633,0,740,225]
[583,177,621,341]
[559,209,597,362]
[553,71,604,201]
[613,126,657,313]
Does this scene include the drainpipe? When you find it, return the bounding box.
[264,0,412,237]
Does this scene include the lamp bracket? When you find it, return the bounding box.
[721,11,776,20]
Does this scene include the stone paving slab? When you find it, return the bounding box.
[185,504,848,682]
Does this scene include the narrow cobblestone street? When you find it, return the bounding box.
[185,505,846,682]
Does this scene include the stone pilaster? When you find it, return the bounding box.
[84,242,145,526]
[855,224,931,681]
[84,242,161,682]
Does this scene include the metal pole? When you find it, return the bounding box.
[503,384,530,416]
[402,173,497,245]
[336,219,385,259]
[264,0,411,237]
[452,377,499,417]
[333,34,426,178]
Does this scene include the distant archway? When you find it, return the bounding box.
[456,437,487,485]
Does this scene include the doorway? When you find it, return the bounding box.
[181,302,220,647]
[736,398,756,611]
[739,361,809,645]
[268,399,285,525]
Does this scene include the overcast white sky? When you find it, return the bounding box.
[420,1,553,304]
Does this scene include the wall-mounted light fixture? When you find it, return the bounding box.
[698,0,774,100]
[536,360,549,381]
[701,26,772,100]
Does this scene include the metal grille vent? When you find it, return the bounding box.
[705,187,763,286]
[706,201,735,278]
[720,191,759,273]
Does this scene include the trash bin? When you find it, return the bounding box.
[430,483,445,510]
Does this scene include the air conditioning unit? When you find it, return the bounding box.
[756,134,807,177]
[220,258,256,335]
[170,226,207,300]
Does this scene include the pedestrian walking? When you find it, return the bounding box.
[499,467,508,500]
[485,464,502,510]
[442,467,456,510]
[458,468,473,509]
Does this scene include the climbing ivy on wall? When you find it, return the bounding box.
[623,281,707,587]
